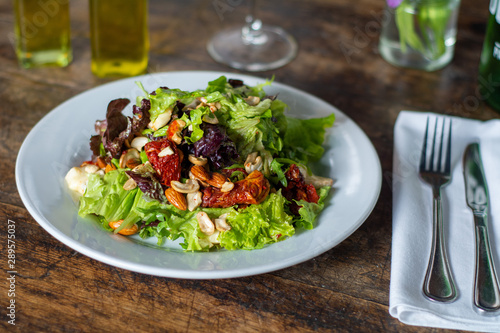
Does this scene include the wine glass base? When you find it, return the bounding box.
[207,25,298,72]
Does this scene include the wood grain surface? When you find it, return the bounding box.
[0,0,497,332]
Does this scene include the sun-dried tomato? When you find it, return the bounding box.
[202,170,270,208]
[144,138,181,187]
[166,119,184,143]
[281,164,319,215]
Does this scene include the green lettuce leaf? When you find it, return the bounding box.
[206,76,228,93]
[294,186,331,230]
[180,106,211,144]
[79,170,167,232]
[282,113,335,164]
[219,191,295,250]
[140,87,189,122]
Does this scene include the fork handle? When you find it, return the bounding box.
[473,213,500,312]
[423,193,458,302]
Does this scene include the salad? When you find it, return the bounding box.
[65,76,335,251]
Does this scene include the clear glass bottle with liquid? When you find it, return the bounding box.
[89,0,149,77]
[13,0,72,68]
[378,0,461,71]
[478,0,500,111]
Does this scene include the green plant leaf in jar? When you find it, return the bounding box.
[395,0,454,60]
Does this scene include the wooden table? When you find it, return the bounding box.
[1,0,497,331]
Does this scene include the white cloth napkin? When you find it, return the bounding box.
[390,111,500,332]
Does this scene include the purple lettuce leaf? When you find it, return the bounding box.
[98,98,151,159]
[125,163,166,202]
[191,124,239,169]
[89,134,102,159]
[131,98,151,133]
[101,99,131,158]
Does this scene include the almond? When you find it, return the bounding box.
[190,165,210,182]
[206,172,227,188]
[190,165,228,188]
[165,187,187,211]
[109,219,139,235]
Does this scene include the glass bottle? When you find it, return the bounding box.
[89,0,149,77]
[478,0,500,111]
[13,0,72,68]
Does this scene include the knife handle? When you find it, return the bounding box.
[473,213,500,312]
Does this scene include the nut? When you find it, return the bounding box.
[244,152,263,173]
[119,148,141,169]
[165,187,187,211]
[169,119,186,145]
[208,101,222,110]
[214,213,231,232]
[297,165,334,189]
[196,211,215,235]
[123,177,137,191]
[220,181,234,193]
[149,109,172,131]
[208,230,221,244]
[190,165,228,188]
[190,165,210,182]
[244,96,260,106]
[170,179,200,194]
[130,136,149,151]
[189,170,209,187]
[132,161,152,173]
[158,146,174,157]
[188,154,208,166]
[183,99,201,110]
[202,112,219,124]
[171,133,182,145]
[108,219,139,235]
[187,191,202,211]
[308,175,334,188]
[206,172,227,188]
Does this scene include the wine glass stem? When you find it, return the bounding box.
[242,0,266,45]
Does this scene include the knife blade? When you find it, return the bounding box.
[463,143,500,312]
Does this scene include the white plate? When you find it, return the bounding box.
[16,71,381,279]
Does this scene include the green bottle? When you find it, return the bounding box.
[479,0,500,111]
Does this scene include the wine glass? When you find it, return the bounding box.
[207,0,298,71]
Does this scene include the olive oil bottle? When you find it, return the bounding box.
[89,0,149,77]
[479,0,500,112]
[13,0,72,68]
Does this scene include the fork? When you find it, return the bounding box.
[419,117,458,302]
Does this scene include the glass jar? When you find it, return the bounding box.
[378,0,461,71]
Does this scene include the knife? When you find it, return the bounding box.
[463,143,500,312]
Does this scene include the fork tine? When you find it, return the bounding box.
[437,118,445,172]
[444,119,452,173]
[429,118,438,171]
[420,117,430,171]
